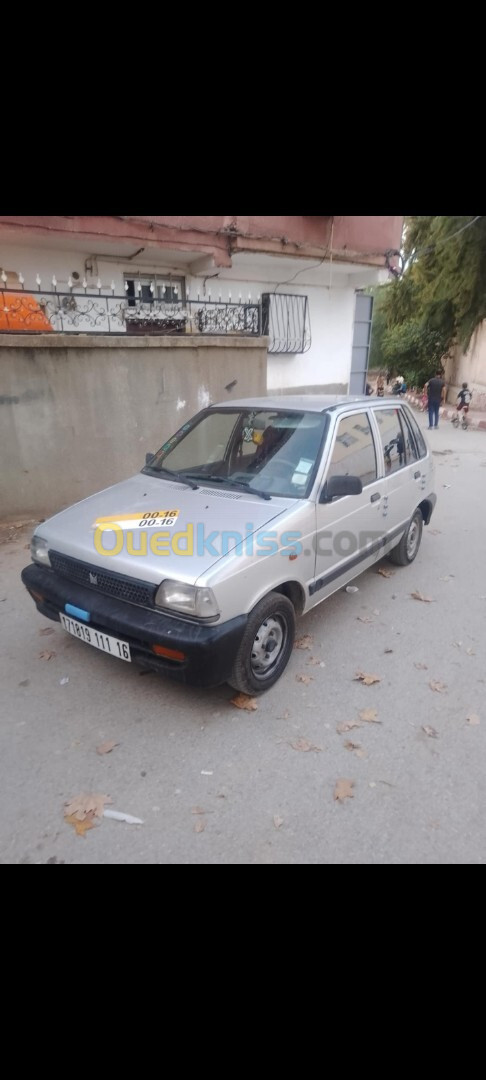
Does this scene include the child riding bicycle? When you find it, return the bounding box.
[452,383,472,428]
[456,383,472,415]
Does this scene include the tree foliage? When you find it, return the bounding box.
[370,216,486,386]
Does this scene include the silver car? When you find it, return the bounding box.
[22,396,436,693]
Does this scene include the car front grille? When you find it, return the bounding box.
[49,550,156,608]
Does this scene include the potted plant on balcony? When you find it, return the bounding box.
[124,306,188,335]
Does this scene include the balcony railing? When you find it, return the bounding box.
[0,279,262,337]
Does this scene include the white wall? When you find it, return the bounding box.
[183,275,358,393]
[266,285,356,392]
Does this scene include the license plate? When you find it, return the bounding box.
[59,613,131,661]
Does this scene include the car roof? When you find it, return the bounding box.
[211,394,374,413]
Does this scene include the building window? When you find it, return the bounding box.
[124,275,185,306]
[336,433,358,448]
[261,293,311,354]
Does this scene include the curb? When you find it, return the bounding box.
[405,393,486,431]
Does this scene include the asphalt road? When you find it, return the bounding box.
[1,413,485,864]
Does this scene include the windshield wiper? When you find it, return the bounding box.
[143,465,199,491]
[190,474,271,500]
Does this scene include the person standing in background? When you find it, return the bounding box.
[426,370,446,429]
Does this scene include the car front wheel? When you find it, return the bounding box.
[228,591,296,695]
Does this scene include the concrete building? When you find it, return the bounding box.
[0,216,403,517]
[0,216,403,395]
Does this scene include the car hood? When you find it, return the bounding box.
[36,473,293,586]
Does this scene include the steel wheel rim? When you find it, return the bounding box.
[250,614,287,680]
[407,518,420,559]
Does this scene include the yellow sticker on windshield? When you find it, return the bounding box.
[95,511,180,529]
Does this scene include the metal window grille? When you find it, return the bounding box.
[261,293,311,354]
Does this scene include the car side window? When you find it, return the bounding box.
[404,409,427,459]
[375,408,409,474]
[326,412,377,487]
[400,409,419,462]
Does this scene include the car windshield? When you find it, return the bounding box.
[143,408,329,499]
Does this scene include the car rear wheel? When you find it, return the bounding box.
[389,509,423,566]
[228,591,295,695]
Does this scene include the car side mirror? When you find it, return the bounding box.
[320,475,363,502]
[145,452,155,466]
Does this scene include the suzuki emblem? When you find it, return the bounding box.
[89,572,98,585]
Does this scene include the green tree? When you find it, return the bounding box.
[370,216,485,387]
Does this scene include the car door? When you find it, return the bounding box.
[370,405,423,547]
[310,409,386,603]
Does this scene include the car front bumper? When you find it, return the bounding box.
[21,563,246,688]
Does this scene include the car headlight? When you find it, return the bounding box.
[31,535,51,567]
[155,580,219,619]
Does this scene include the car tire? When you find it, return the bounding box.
[388,509,423,566]
[228,591,296,695]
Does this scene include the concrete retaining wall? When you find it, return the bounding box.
[0,334,267,518]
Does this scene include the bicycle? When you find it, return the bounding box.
[451,411,469,430]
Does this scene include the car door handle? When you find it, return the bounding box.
[370,492,381,502]
[414,471,421,479]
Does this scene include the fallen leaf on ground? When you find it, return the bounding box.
[191,806,206,815]
[290,738,322,753]
[466,714,480,726]
[411,591,433,603]
[355,671,381,685]
[18,679,29,687]
[344,740,364,754]
[372,609,380,616]
[39,627,55,636]
[96,740,119,755]
[422,725,439,738]
[64,792,112,820]
[357,615,372,623]
[336,720,364,733]
[453,641,463,648]
[39,650,56,661]
[439,575,454,582]
[278,709,290,720]
[308,656,325,666]
[230,693,258,711]
[429,680,447,693]
[294,634,313,650]
[64,812,96,837]
[273,815,284,829]
[384,647,393,654]
[466,647,476,656]
[377,568,394,578]
[414,662,428,670]
[296,674,313,684]
[195,819,206,833]
[334,779,354,802]
[359,708,381,723]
